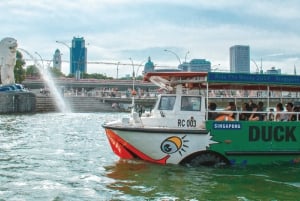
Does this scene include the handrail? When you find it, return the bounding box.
[207,110,300,121]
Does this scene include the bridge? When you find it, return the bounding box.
[22,77,157,91]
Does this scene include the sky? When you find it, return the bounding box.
[1,0,300,77]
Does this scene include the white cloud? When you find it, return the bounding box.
[1,0,300,77]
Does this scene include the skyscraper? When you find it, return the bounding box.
[71,37,87,79]
[189,59,211,72]
[53,49,62,71]
[178,59,211,72]
[230,45,250,73]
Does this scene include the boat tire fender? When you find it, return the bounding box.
[180,151,230,167]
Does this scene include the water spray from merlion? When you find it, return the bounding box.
[19,48,70,113]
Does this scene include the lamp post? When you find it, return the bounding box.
[34,51,44,69]
[164,49,181,65]
[211,64,220,71]
[56,40,71,75]
[136,60,145,78]
[129,58,135,91]
[56,40,70,49]
[251,59,260,73]
[129,58,136,113]
[116,62,120,79]
[184,51,190,63]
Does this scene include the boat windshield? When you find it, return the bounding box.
[181,96,201,111]
[158,96,176,110]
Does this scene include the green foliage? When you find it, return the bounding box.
[118,75,143,80]
[66,72,111,79]
[26,65,40,77]
[82,73,113,79]
[48,67,65,78]
[66,73,74,78]
[25,65,65,78]
[14,51,26,83]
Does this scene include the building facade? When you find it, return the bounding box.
[178,62,190,71]
[53,49,62,71]
[143,57,155,74]
[71,37,87,79]
[178,59,211,72]
[230,45,250,73]
[189,59,211,72]
[266,67,281,74]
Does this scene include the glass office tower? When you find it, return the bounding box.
[71,37,87,79]
[230,45,250,73]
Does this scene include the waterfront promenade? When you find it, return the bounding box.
[22,77,300,113]
[23,78,159,112]
[34,90,157,113]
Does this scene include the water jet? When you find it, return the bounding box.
[19,48,70,113]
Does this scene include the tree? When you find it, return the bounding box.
[14,51,26,83]
[82,73,113,79]
[26,65,40,77]
[119,75,143,80]
[48,67,65,78]
[25,65,66,78]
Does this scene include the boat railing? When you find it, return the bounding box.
[207,110,300,121]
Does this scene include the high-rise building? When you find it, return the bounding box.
[53,49,62,71]
[178,59,211,72]
[230,45,250,73]
[266,67,281,74]
[189,59,211,72]
[178,62,189,71]
[71,37,87,79]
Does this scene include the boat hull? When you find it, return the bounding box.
[206,120,300,165]
[103,120,300,166]
[103,125,210,165]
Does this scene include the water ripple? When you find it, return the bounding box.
[1,113,300,200]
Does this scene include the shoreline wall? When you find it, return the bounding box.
[0,92,36,114]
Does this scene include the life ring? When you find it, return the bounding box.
[215,115,235,121]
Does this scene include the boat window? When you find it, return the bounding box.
[181,96,201,111]
[158,96,176,110]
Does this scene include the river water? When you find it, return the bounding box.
[1,113,300,201]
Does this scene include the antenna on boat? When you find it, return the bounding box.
[129,58,136,114]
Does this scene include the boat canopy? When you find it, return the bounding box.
[144,72,300,91]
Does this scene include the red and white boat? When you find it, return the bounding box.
[102,72,300,166]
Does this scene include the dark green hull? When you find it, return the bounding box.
[206,120,300,165]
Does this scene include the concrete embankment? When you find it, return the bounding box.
[0,92,36,114]
[35,94,157,113]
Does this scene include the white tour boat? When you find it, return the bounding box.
[102,72,300,166]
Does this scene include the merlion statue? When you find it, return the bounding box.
[0,37,18,85]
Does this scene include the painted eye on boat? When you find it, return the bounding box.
[160,136,182,154]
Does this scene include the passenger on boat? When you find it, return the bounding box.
[216,101,237,121]
[285,102,296,121]
[224,101,237,119]
[239,102,251,121]
[208,102,218,120]
[275,102,286,121]
[268,108,275,121]
[248,99,254,108]
[248,103,260,121]
[293,106,300,121]
[257,101,266,121]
